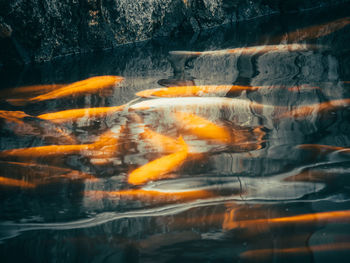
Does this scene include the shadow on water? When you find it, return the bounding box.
[1,2,350,263]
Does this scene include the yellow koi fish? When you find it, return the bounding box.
[173,111,232,144]
[128,137,189,185]
[0,176,35,188]
[139,127,184,153]
[7,75,124,105]
[37,105,125,123]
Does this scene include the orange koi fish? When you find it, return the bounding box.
[223,210,350,231]
[1,116,77,145]
[240,242,350,260]
[0,161,97,182]
[0,176,35,188]
[87,128,122,165]
[0,128,122,162]
[278,99,350,119]
[139,127,183,153]
[128,137,189,185]
[0,144,91,160]
[0,110,30,124]
[0,84,64,100]
[85,188,215,203]
[297,144,350,154]
[37,105,125,123]
[126,113,184,154]
[7,75,124,105]
[230,126,266,152]
[173,111,232,144]
[275,16,350,43]
[136,85,258,98]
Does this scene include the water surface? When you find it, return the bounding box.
[0,3,350,263]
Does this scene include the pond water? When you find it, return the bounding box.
[0,3,350,263]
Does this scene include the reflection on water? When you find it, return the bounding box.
[1,3,350,263]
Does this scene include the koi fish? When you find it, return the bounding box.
[85,188,215,203]
[240,242,350,260]
[1,115,77,145]
[223,210,350,231]
[278,99,350,119]
[0,84,64,100]
[297,144,350,155]
[169,44,321,57]
[139,126,184,153]
[0,127,122,162]
[0,176,35,188]
[7,75,124,106]
[137,85,321,98]
[130,97,279,130]
[130,97,270,113]
[37,105,125,124]
[128,137,189,185]
[0,110,30,124]
[172,111,232,144]
[136,85,258,98]
[87,128,123,165]
[0,161,97,182]
[274,16,350,43]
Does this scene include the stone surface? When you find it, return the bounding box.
[0,0,349,66]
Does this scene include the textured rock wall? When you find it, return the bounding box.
[0,0,349,66]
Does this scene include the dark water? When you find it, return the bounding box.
[1,3,350,263]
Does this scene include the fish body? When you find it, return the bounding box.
[169,44,321,57]
[130,97,278,129]
[298,144,350,155]
[85,188,214,203]
[278,99,350,119]
[38,105,125,123]
[136,85,258,98]
[0,161,96,182]
[130,97,262,111]
[240,242,350,260]
[139,127,183,153]
[128,137,189,185]
[0,176,35,188]
[0,127,122,162]
[7,75,123,105]
[173,111,232,144]
[275,16,350,43]
[0,110,30,124]
[0,84,64,100]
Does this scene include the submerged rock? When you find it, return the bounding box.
[0,0,349,66]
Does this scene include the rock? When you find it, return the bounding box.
[0,0,349,66]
